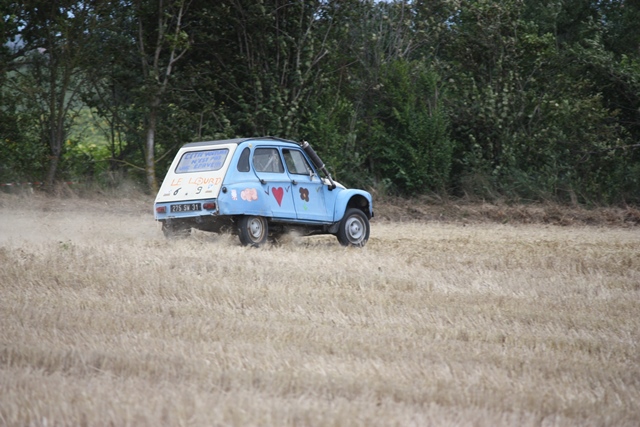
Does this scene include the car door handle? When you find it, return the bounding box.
[292,180,298,185]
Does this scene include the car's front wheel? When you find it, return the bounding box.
[237,215,268,246]
[337,208,370,247]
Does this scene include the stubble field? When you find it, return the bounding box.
[0,193,639,426]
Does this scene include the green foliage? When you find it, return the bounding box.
[368,60,453,194]
[441,0,640,203]
[178,0,332,138]
[61,140,110,182]
[300,92,374,189]
[0,88,47,183]
[0,132,47,184]
[1,0,639,204]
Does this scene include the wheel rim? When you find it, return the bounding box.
[345,215,365,243]
[248,217,265,241]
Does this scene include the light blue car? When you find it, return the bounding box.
[154,137,373,246]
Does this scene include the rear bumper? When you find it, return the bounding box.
[154,198,218,220]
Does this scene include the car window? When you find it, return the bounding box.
[283,149,313,175]
[175,149,229,174]
[253,148,284,173]
[237,147,250,172]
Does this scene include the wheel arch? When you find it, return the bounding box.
[333,190,373,222]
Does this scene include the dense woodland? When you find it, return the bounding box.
[1,0,639,204]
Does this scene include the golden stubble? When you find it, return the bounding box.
[0,196,639,426]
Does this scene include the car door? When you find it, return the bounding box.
[282,148,329,221]
[252,147,296,219]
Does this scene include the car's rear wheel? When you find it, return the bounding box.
[238,215,268,246]
[337,208,370,247]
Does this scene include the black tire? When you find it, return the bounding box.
[237,215,268,246]
[337,208,370,247]
[162,221,191,239]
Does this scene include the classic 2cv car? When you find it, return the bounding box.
[154,137,373,247]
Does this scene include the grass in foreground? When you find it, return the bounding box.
[0,197,639,426]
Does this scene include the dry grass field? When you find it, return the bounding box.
[1,192,639,426]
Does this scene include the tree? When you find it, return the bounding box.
[1,0,639,203]
[374,60,453,193]
[295,1,455,193]
[3,0,106,190]
[134,0,191,192]
[178,0,336,138]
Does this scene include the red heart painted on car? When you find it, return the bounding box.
[272,186,284,206]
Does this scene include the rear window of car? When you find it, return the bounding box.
[175,149,229,174]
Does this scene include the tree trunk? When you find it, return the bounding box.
[135,0,189,193]
[145,107,158,193]
[44,101,65,191]
[44,153,60,191]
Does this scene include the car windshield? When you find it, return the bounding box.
[175,149,229,173]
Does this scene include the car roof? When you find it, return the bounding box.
[182,136,300,149]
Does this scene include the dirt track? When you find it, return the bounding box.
[373,196,640,226]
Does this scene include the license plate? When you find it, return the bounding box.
[170,203,201,213]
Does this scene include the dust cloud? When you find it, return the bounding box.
[0,193,161,246]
